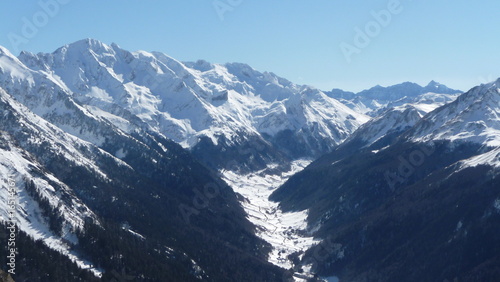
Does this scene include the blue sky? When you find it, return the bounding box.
[0,0,498,92]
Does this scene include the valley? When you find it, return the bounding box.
[222,160,316,271]
[0,39,499,281]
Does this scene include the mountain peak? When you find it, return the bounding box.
[110,42,121,49]
[60,38,113,55]
[492,77,500,87]
[0,45,16,58]
[192,59,213,71]
[463,77,500,98]
[75,38,105,47]
[477,77,500,91]
[472,77,500,100]
[422,80,462,94]
[408,77,500,147]
[357,81,423,101]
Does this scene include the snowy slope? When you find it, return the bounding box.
[346,105,423,146]
[0,40,370,278]
[0,143,102,276]
[459,146,500,169]
[343,91,460,148]
[372,92,460,117]
[271,79,500,281]
[15,39,369,161]
[1,43,297,280]
[0,43,136,149]
[0,87,107,275]
[408,78,500,147]
[0,80,258,280]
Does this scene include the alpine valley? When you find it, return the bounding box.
[0,39,498,282]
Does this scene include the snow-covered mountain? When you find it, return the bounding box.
[372,92,460,116]
[0,79,287,280]
[14,39,368,170]
[316,89,460,166]
[325,81,462,116]
[0,39,371,280]
[0,42,293,279]
[407,78,500,147]
[3,38,495,281]
[342,91,460,149]
[271,78,500,281]
[0,88,102,274]
[459,146,500,170]
[346,104,423,147]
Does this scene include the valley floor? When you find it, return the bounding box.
[222,160,320,280]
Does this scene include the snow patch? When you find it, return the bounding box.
[115,148,127,159]
[494,199,500,212]
[0,147,102,277]
[459,147,500,170]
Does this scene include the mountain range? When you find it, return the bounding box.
[1,39,498,281]
[326,81,462,116]
[13,38,371,171]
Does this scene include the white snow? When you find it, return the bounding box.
[346,105,422,146]
[0,87,141,277]
[0,47,35,85]
[124,228,146,241]
[411,79,500,147]
[86,86,113,103]
[85,105,134,133]
[330,81,461,117]
[8,40,369,153]
[459,147,500,170]
[0,141,102,277]
[222,160,320,272]
[4,39,498,282]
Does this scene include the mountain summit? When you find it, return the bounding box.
[408,78,500,146]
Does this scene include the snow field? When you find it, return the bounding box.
[222,160,320,272]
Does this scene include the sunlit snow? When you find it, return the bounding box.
[222,160,320,271]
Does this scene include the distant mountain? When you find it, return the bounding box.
[16,39,368,171]
[311,89,461,166]
[325,81,462,116]
[406,78,500,147]
[271,79,500,281]
[358,81,460,100]
[342,104,423,152]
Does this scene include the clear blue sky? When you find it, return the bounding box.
[0,0,498,92]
